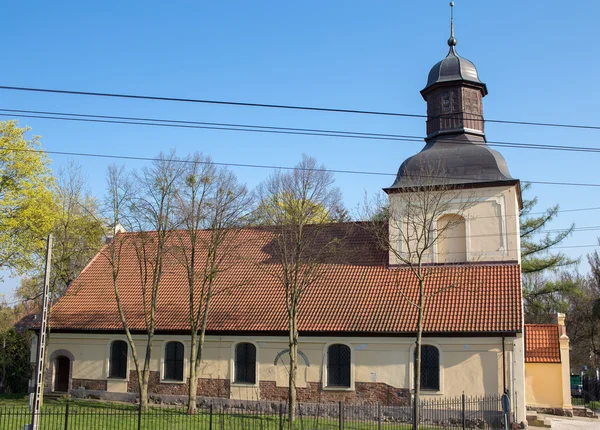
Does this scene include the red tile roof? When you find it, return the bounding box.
[49,224,523,335]
[524,324,561,363]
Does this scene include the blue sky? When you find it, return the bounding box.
[1,0,599,297]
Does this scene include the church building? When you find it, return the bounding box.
[36,6,528,425]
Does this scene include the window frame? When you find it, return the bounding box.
[409,342,444,395]
[420,345,440,391]
[232,342,258,385]
[323,342,354,391]
[108,340,129,379]
[161,340,186,383]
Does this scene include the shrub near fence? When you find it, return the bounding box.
[0,394,506,430]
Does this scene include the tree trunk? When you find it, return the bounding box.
[288,316,298,430]
[187,331,198,414]
[140,341,153,411]
[413,277,425,430]
[140,376,149,411]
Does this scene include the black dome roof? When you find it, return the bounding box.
[423,46,487,95]
[385,134,514,191]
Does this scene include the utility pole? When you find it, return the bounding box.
[27,235,53,430]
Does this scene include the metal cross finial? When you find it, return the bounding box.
[448,1,457,47]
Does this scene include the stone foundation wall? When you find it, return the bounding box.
[527,406,574,418]
[127,371,231,398]
[260,381,410,406]
[71,373,408,406]
[120,372,408,405]
[72,379,108,391]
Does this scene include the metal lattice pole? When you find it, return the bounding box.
[28,235,53,430]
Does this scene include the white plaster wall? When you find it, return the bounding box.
[388,184,520,265]
[45,334,521,401]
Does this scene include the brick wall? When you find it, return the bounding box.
[127,371,230,398]
[72,379,108,391]
[123,371,407,405]
[260,381,410,406]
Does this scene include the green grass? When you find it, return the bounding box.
[0,396,423,430]
[0,395,453,430]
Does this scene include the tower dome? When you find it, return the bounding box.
[384,2,516,192]
[424,45,487,94]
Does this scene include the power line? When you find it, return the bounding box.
[2,144,600,189]
[3,108,600,156]
[2,85,600,131]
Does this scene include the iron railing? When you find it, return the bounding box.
[1,394,506,430]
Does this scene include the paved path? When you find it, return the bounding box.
[537,414,600,430]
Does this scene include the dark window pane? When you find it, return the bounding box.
[419,345,440,391]
[327,344,351,387]
[109,340,128,379]
[165,342,184,381]
[235,343,256,384]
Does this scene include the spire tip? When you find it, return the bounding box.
[448,1,457,47]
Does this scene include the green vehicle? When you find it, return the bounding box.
[571,375,583,397]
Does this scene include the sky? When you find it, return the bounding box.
[1,0,599,298]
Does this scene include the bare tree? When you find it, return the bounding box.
[365,169,476,430]
[255,154,346,428]
[103,153,184,411]
[172,153,251,413]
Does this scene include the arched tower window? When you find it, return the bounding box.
[164,341,184,381]
[437,214,466,263]
[234,343,257,384]
[109,340,128,379]
[327,344,351,388]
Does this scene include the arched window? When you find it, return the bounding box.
[327,344,351,388]
[234,343,256,384]
[164,341,184,381]
[420,345,440,391]
[109,340,128,379]
[437,214,467,263]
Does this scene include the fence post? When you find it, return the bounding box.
[377,402,381,430]
[279,402,283,430]
[63,401,69,430]
[137,402,142,430]
[209,402,213,430]
[461,393,466,430]
[339,401,343,430]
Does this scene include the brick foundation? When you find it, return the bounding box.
[260,381,410,406]
[72,379,108,391]
[127,371,231,398]
[123,371,406,405]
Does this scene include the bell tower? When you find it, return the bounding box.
[421,2,488,139]
[383,2,522,266]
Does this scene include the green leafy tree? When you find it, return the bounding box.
[520,183,577,274]
[15,162,105,304]
[520,183,579,321]
[0,121,56,274]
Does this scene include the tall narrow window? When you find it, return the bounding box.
[327,344,351,388]
[109,340,128,379]
[234,343,256,384]
[164,341,184,381]
[420,345,440,391]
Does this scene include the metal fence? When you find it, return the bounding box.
[0,394,506,430]
[572,376,600,407]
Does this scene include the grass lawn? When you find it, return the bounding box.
[0,395,435,430]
